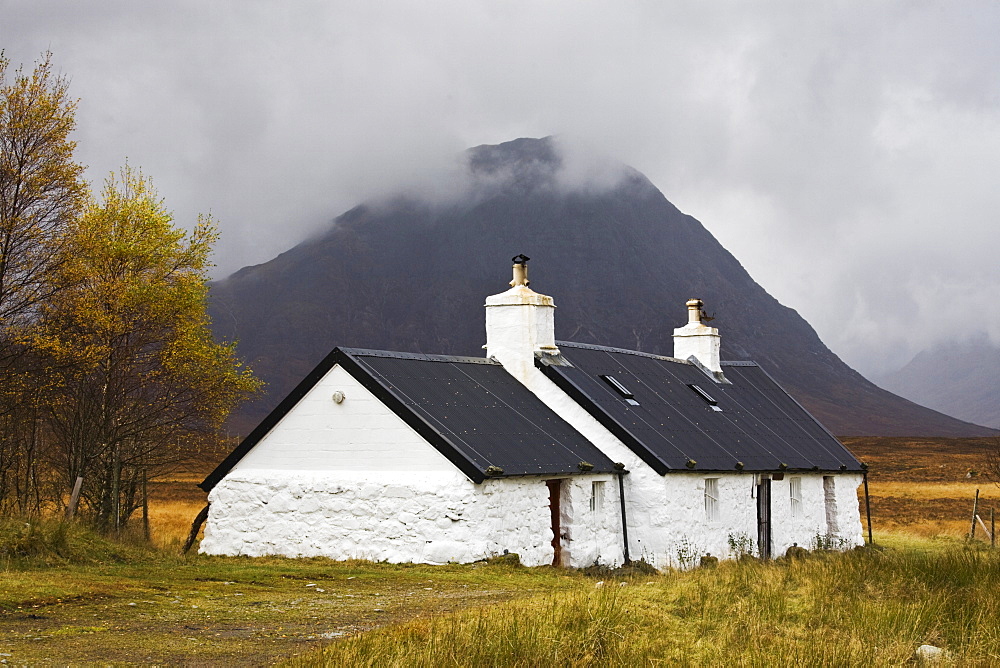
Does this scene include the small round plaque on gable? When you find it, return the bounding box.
[331,391,345,404]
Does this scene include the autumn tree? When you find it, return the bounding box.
[35,167,261,530]
[0,51,85,355]
[0,52,86,514]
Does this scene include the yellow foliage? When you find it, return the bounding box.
[31,165,261,528]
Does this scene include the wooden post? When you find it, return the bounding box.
[992,508,996,549]
[112,444,120,534]
[977,515,992,540]
[863,471,873,546]
[183,505,210,554]
[971,488,980,539]
[141,468,150,541]
[64,476,84,520]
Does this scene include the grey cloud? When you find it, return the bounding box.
[3,0,998,377]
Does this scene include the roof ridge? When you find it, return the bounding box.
[339,347,499,365]
[556,341,757,366]
[556,340,687,361]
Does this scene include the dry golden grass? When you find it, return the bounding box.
[845,436,999,541]
[143,474,208,549]
[289,546,1000,667]
[7,436,1000,666]
[872,481,985,498]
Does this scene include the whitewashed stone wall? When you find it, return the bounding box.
[497,359,864,568]
[200,470,624,567]
[634,473,866,568]
[199,359,625,566]
[558,475,626,567]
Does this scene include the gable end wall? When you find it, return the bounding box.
[230,364,456,473]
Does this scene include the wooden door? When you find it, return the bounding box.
[756,477,772,560]
[546,479,562,567]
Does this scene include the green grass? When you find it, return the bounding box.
[0,516,157,567]
[4,522,1000,666]
[0,519,587,665]
[286,540,1000,667]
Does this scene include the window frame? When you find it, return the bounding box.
[789,476,802,518]
[590,480,606,514]
[704,477,720,521]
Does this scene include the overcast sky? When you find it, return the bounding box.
[4,1,999,378]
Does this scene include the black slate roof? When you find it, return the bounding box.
[201,347,617,490]
[539,341,863,474]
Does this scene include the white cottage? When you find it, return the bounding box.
[200,257,864,567]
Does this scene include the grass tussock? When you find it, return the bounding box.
[287,546,1000,667]
[0,517,158,567]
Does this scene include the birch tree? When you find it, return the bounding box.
[0,52,85,513]
[36,167,261,530]
[0,51,85,354]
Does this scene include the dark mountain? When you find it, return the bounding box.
[209,137,995,437]
[875,336,1000,430]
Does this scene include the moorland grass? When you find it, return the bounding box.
[0,516,158,568]
[0,520,587,665]
[5,437,995,664]
[286,543,1000,667]
[5,521,1000,665]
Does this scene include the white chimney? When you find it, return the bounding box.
[485,255,558,381]
[673,298,722,374]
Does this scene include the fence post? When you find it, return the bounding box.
[992,508,996,549]
[65,476,84,520]
[142,468,150,541]
[970,488,980,539]
[863,471,873,545]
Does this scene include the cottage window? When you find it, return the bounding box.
[590,481,606,514]
[704,478,720,521]
[789,477,802,517]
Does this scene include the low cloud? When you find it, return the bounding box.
[4,1,999,376]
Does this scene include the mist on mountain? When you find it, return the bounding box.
[209,137,994,438]
[876,335,1000,430]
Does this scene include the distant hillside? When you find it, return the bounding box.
[209,137,994,437]
[876,336,1000,430]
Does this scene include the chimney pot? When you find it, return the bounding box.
[510,254,530,287]
[686,298,704,324]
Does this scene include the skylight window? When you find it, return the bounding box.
[600,375,640,406]
[688,384,723,411]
